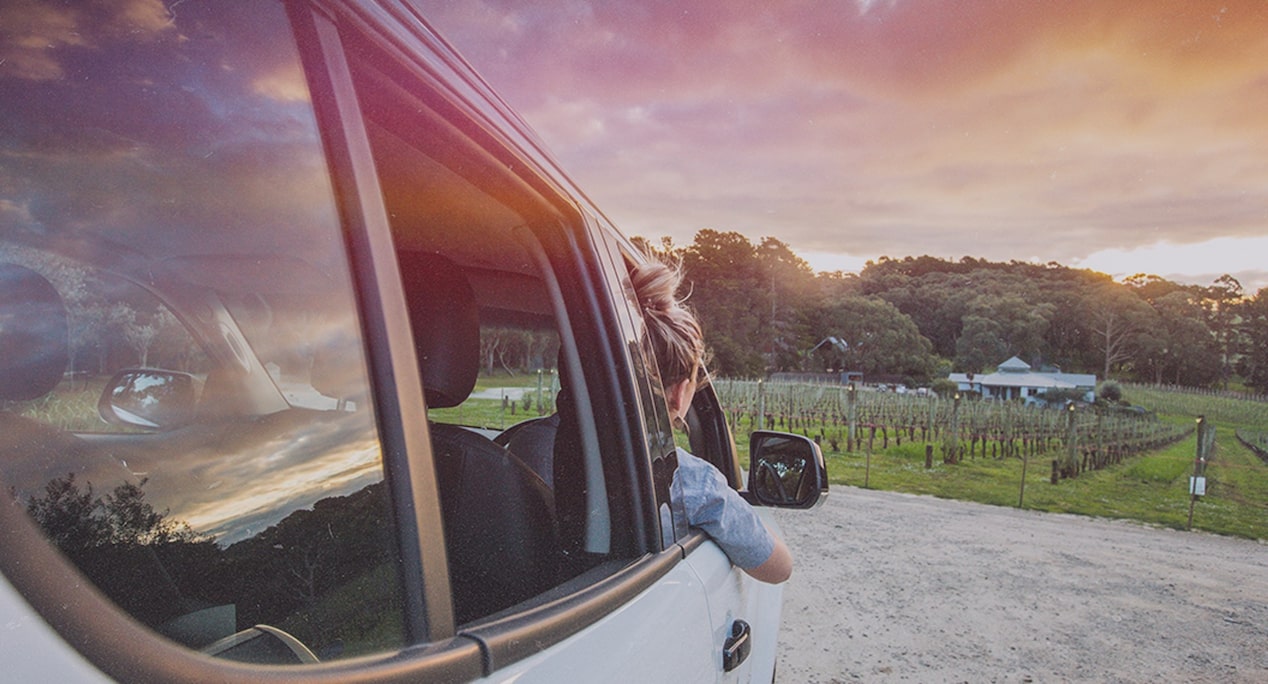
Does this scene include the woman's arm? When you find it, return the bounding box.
[742,532,792,584]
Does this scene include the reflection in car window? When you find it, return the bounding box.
[0,0,404,664]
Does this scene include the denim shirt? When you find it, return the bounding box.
[668,448,775,570]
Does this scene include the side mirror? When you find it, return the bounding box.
[98,369,197,430]
[747,430,828,509]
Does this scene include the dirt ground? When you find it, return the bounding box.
[771,487,1268,683]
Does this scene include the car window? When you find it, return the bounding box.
[343,32,647,627]
[0,0,406,664]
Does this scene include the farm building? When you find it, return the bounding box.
[948,356,1096,404]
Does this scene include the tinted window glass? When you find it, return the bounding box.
[0,0,404,663]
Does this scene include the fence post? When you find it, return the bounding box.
[756,379,765,431]
[847,382,857,452]
[1019,435,1030,508]
[865,442,872,489]
[536,368,544,416]
[1062,401,1078,479]
[1188,415,1209,531]
[928,395,937,443]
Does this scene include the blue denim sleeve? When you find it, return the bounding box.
[671,449,775,569]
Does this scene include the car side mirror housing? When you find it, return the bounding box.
[98,369,197,430]
[747,430,828,509]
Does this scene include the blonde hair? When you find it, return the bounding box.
[631,257,706,388]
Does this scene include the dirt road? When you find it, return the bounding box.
[771,487,1268,683]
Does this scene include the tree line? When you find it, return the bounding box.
[635,230,1268,394]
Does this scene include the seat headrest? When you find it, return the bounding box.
[398,252,479,409]
[0,263,70,401]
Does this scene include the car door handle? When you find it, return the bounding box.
[722,619,751,672]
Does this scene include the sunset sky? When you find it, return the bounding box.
[424,0,1268,291]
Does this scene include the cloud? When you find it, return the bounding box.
[425,0,1268,280]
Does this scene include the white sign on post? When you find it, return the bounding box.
[1189,476,1206,496]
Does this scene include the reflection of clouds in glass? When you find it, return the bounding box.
[142,410,383,546]
[0,0,173,81]
[178,435,383,545]
[3,410,385,548]
[1,1,337,267]
[252,61,312,104]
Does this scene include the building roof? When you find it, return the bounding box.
[949,371,1078,389]
[998,356,1030,373]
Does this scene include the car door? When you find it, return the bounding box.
[0,2,820,681]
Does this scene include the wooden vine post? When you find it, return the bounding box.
[756,379,765,431]
[847,382,857,452]
[1187,415,1209,531]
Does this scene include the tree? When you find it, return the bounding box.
[1135,291,1220,385]
[756,237,816,371]
[954,315,1008,374]
[804,296,937,383]
[1083,283,1154,379]
[26,475,201,552]
[25,474,108,553]
[1203,274,1244,389]
[960,292,1054,365]
[1237,288,1268,394]
[678,230,768,376]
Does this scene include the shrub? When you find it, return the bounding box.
[1040,387,1087,405]
[1099,380,1123,403]
[930,378,959,398]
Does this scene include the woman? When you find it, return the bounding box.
[633,258,793,584]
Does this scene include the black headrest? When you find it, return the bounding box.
[398,252,479,409]
[0,263,70,401]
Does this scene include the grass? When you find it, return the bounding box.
[8,377,123,432]
[430,372,558,430]
[737,387,1268,540]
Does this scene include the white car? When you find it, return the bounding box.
[0,1,826,682]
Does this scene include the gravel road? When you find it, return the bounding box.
[771,487,1268,683]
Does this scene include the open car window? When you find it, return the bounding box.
[344,22,649,628]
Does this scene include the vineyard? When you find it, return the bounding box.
[715,379,1268,539]
[714,380,1192,479]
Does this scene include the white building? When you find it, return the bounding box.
[948,356,1096,404]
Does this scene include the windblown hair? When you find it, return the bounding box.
[631,257,706,388]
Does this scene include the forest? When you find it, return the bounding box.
[633,230,1268,394]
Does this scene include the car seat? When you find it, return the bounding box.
[495,359,569,489]
[397,251,559,625]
